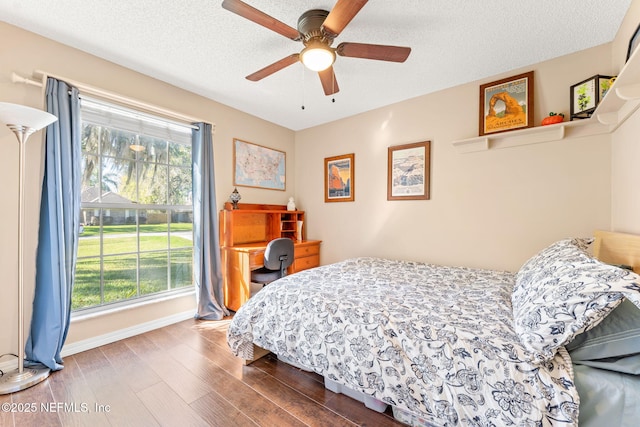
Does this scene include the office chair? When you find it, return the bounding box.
[250,238,295,287]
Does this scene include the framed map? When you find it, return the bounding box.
[233,139,286,191]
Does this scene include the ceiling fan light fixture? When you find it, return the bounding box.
[300,43,335,71]
[221,0,412,95]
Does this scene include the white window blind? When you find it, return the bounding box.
[80,97,194,145]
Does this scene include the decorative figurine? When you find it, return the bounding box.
[541,112,564,126]
[229,187,241,209]
[287,197,296,211]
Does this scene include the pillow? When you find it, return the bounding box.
[567,298,640,361]
[512,238,640,362]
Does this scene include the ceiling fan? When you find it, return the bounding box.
[221,0,411,96]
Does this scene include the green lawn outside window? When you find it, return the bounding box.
[73,224,193,310]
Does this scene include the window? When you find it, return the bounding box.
[74,98,195,312]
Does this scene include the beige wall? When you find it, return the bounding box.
[295,44,616,272]
[612,0,640,71]
[612,108,640,234]
[611,0,640,234]
[0,22,295,356]
[294,0,640,272]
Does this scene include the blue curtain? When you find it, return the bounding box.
[192,123,229,320]
[25,78,81,371]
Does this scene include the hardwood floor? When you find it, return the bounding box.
[0,318,404,426]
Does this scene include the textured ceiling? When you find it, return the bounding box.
[0,0,633,131]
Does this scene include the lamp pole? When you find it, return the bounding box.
[0,103,57,394]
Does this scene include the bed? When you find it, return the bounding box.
[227,230,640,426]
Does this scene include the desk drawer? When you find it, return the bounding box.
[294,254,319,272]
[295,244,320,258]
[249,251,264,270]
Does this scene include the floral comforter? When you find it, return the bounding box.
[227,257,578,426]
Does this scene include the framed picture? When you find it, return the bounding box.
[324,153,354,202]
[479,71,534,136]
[627,23,640,62]
[387,141,430,201]
[569,75,613,120]
[233,138,286,191]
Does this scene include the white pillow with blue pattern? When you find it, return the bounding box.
[512,238,640,362]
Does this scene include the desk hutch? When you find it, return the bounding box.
[219,202,321,311]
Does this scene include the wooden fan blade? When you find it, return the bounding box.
[246,54,300,81]
[336,42,411,62]
[222,0,300,40]
[321,0,368,38]
[318,66,339,96]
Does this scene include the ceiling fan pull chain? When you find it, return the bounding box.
[301,64,306,110]
[332,71,336,103]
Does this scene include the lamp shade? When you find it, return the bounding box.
[300,44,336,72]
[0,102,57,131]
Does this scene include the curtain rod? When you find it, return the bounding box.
[11,71,215,132]
[11,72,44,88]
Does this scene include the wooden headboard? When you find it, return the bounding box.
[593,230,640,274]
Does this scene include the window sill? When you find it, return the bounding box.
[70,288,195,323]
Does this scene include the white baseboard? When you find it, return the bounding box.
[0,310,194,373]
[0,355,18,375]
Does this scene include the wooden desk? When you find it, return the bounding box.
[221,240,321,311]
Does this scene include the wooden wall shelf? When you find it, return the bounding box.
[452,46,640,153]
[220,203,306,245]
[452,120,610,153]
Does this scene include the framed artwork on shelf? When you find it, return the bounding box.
[387,141,430,201]
[479,71,534,136]
[627,23,640,62]
[569,75,613,120]
[233,138,286,191]
[324,153,354,203]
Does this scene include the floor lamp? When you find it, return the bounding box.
[0,102,57,394]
